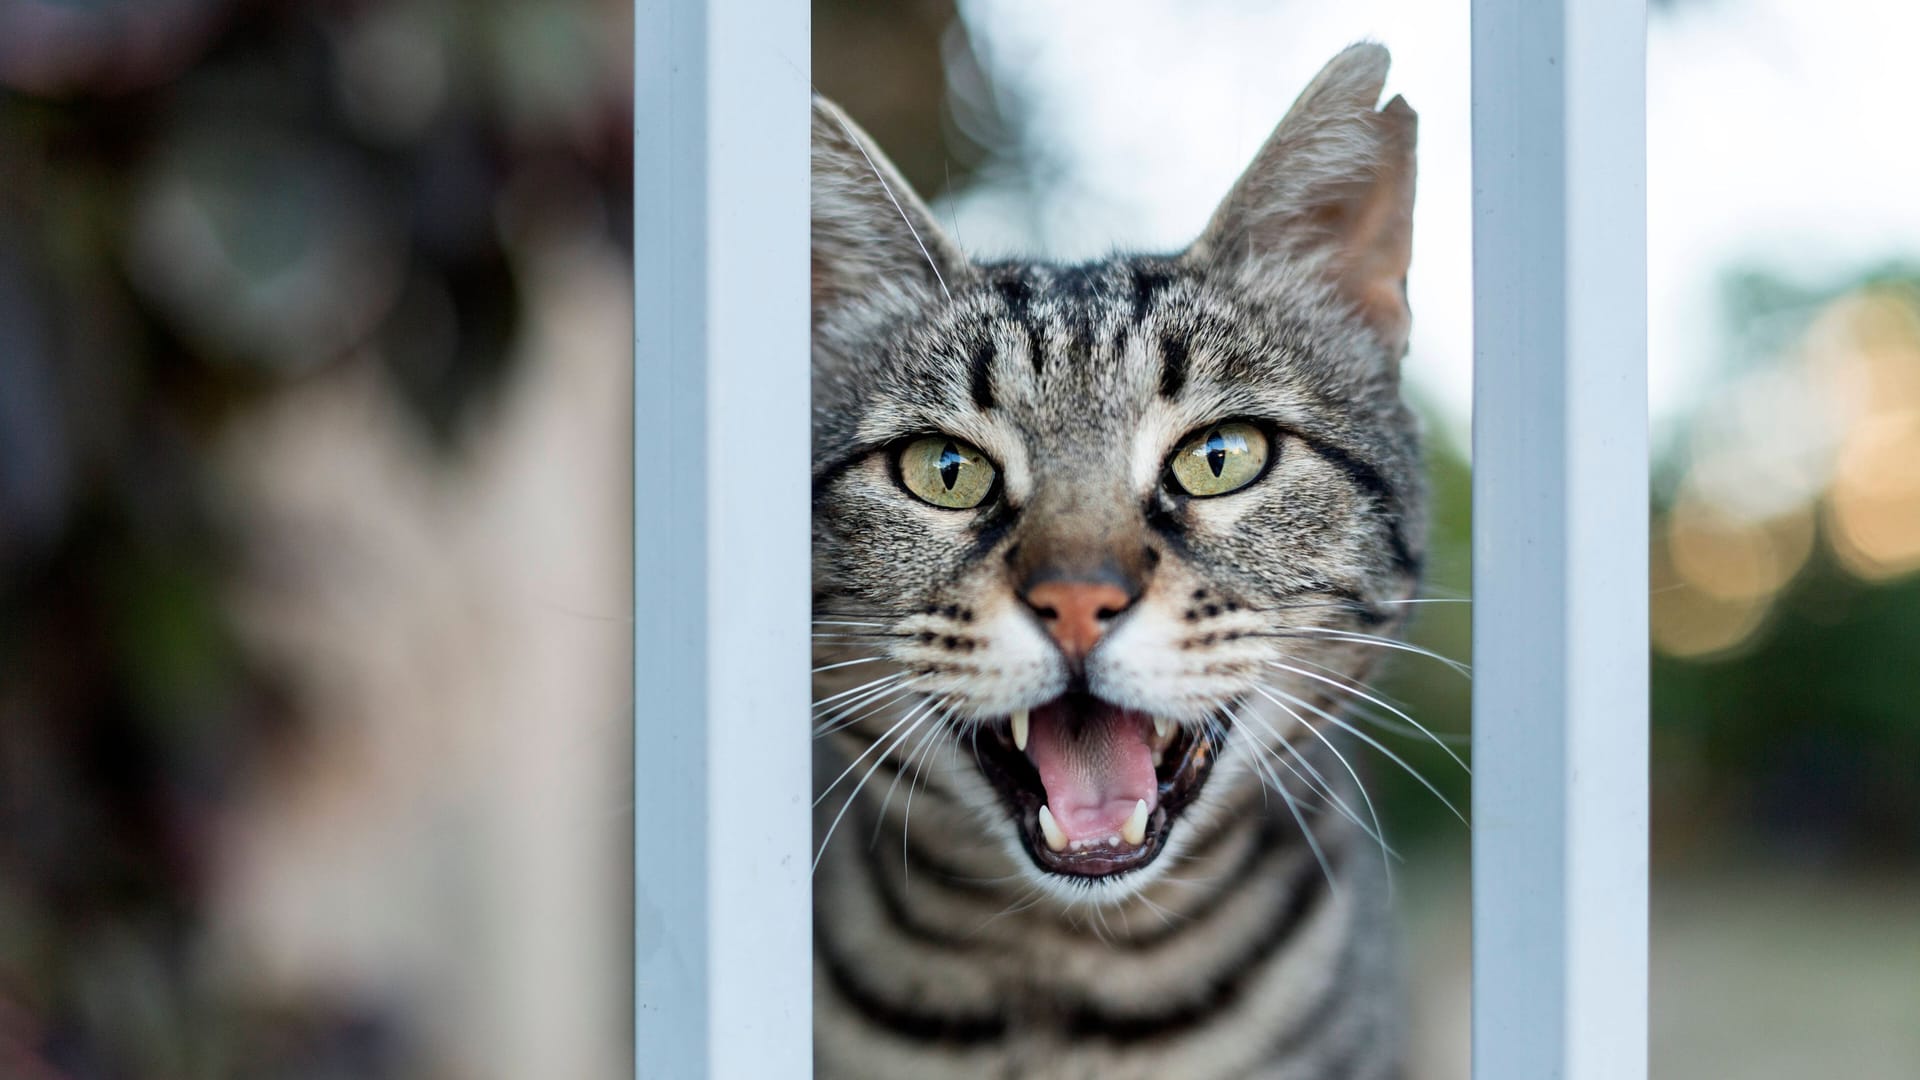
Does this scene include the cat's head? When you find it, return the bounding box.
[812,44,1423,903]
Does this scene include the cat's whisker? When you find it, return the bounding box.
[900,708,962,885]
[812,656,890,675]
[812,609,916,627]
[976,881,1052,935]
[813,673,932,733]
[1270,595,1469,610]
[814,695,934,806]
[1244,690,1398,896]
[1220,711,1279,812]
[1245,701,1396,860]
[1219,704,1335,893]
[1269,652,1471,746]
[1258,625,1474,679]
[1246,594,1469,624]
[1133,890,1184,932]
[1267,659,1471,775]
[868,720,930,847]
[871,702,955,855]
[813,696,946,873]
[1257,678,1468,827]
[820,107,952,303]
[1229,701,1395,863]
[1226,704,1339,809]
[814,681,922,739]
[812,671,905,711]
[812,629,907,639]
[1268,749,1336,896]
[1282,653,1474,745]
[814,693,908,740]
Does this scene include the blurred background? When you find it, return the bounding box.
[3,0,1916,1077]
[1,1,634,1076]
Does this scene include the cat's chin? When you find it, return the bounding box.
[972,692,1227,881]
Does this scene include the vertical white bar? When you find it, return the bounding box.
[1470,1,1647,1079]
[633,1,811,1077]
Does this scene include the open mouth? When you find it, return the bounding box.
[973,693,1226,879]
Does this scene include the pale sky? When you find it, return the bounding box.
[943,0,1920,448]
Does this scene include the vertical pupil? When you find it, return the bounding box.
[1205,430,1228,478]
[938,443,964,490]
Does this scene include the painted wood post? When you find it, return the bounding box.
[633,0,812,1075]
[1470,1,1649,1078]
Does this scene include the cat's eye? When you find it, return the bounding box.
[1169,421,1270,497]
[898,436,997,509]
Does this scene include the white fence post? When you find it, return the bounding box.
[1470,1,1649,1078]
[632,0,812,1076]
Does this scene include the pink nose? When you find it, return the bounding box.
[1023,581,1133,660]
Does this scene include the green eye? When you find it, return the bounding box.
[899,436,997,509]
[1169,421,1270,497]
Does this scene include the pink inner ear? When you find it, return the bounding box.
[1342,191,1413,349]
[1355,277,1412,355]
[1332,127,1415,353]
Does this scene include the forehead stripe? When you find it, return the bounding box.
[969,339,995,409]
[991,275,1045,373]
[1158,333,1189,399]
[1130,267,1172,323]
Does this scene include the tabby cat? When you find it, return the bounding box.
[811,44,1424,1079]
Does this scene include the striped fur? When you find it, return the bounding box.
[812,45,1422,1078]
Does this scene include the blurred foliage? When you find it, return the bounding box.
[1653,265,1920,866]
[0,0,629,1075]
[1657,548,1920,862]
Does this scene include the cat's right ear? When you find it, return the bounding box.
[813,96,968,331]
[1185,44,1417,359]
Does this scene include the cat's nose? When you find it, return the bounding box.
[1023,580,1135,661]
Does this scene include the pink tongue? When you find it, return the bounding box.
[1027,702,1159,842]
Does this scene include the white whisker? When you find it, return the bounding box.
[814,680,921,740]
[1232,700,1396,862]
[812,671,905,712]
[814,696,934,807]
[1302,628,1474,679]
[823,109,953,303]
[1259,677,1468,826]
[812,656,889,675]
[1245,689,1397,895]
[1268,660,1471,775]
[813,697,945,873]
[900,709,962,884]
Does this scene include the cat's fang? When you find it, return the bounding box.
[1037,804,1068,852]
[1152,716,1173,741]
[1011,709,1030,752]
[1121,799,1149,846]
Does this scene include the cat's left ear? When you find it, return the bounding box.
[1185,43,1417,358]
[813,96,969,331]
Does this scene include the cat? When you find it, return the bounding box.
[811,43,1423,1080]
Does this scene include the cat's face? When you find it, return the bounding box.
[812,46,1422,904]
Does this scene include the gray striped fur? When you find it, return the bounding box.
[811,44,1422,1079]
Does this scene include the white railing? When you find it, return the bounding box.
[633,1,1650,1076]
[1470,1,1649,1078]
[632,0,812,1076]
